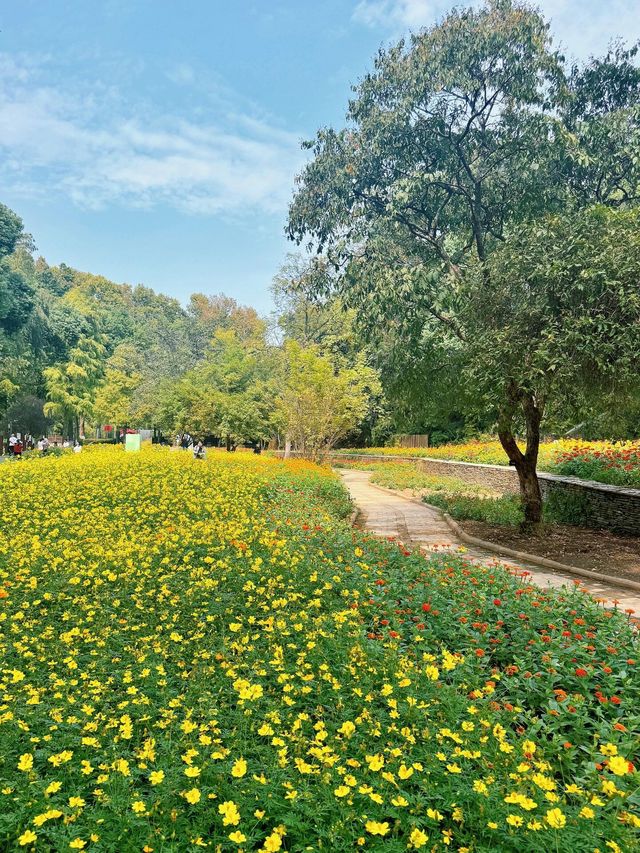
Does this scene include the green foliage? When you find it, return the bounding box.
[427,492,525,526]
[462,206,640,417]
[287,0,640,523]
[278,341,380,461]
[43,334,108,435]
[542,489,590,526]
[0,394,50,437]
[93,344,143,427]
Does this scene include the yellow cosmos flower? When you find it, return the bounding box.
[261,831,283,852]
[365,821,389,836]
[132,800,147,814]
[183,788,201,805]
[409,828,428,848]
[18,830,38,846]
[366,754,384,771]
[545,808,566,829]
[607,756,629,777]
[219,800,241,826]
[231,757,247,778]
[334,785,350,797]
[33,810,63,827]
[229,831,246,844]
[149,770,165,785]
[17,754,34,772]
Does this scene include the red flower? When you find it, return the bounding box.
[422,603,431,612]
[493,599,501,606]
[575,668,588,677]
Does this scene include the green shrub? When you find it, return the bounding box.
[427,493,525,525]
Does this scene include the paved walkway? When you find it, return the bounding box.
[340,469,640,614]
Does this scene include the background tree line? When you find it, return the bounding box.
[0,206,380,458]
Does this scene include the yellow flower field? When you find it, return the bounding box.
[0,448,637,851]
[337,438,640,476]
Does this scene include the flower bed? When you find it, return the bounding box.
[550,442,640,488]
[0,448,637,850]
[336,439,640,487]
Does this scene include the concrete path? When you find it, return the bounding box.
[340,468,640,614]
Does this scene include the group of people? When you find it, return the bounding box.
[7,433,31,457]
[176,432,206,460]
[5,433,82,459]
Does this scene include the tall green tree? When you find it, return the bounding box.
[93,344,143,428]
[43,334,107,439]
[288,0,640,524]
[277,341,380,462]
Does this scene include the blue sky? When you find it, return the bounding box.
[1,1,638,312]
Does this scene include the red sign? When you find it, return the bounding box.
[103,425,113,432]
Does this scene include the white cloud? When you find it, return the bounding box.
[353,0,437,29]
[166,63,196,85]
[0,55,305,217]
[352,1,640,59]
[537,0,640,61]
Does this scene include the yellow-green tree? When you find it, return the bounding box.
[43,334,107,439]
[93,344,142,429]
[278,341,380,462]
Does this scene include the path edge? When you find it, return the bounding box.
[362,479,640,594]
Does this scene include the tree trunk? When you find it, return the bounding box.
[516,456,543,527]
[498,386,544,530]
[283,436,291,459]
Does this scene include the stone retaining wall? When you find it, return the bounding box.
[331,453,640,536]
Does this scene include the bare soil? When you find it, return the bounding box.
[461,520,640,583]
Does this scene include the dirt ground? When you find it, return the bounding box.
[461,520,640,583]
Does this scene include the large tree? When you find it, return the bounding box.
[288,0,640,525]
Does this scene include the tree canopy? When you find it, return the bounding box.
[288,0,640,523]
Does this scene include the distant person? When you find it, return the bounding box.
[40,437,50,455]
[63,440,70,448]
[8,433,18,456]
[13,438,23,459]
[193,440,206,460]
[181,432,191,450]
[73,442,82,454]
